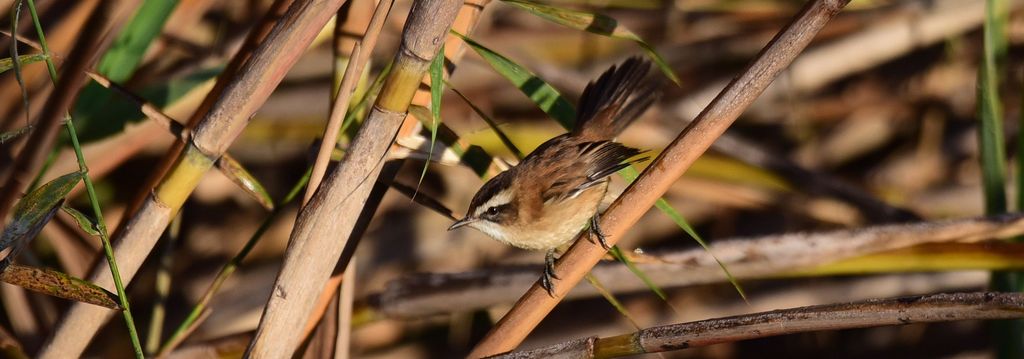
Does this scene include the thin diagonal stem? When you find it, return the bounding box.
[24,0,143,357]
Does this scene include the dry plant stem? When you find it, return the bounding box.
[245,1,462,356]
[84,72,190,137]
[310,1,389,355]
[295,0,490,340]
[104,0,292,213]
[146,214,180,354]
[301,0,390,355]
[336,259,356,359]
[294,0,385,353]
[303,297,338,358]
[300,161,399,342]
[469,0,852,356]
[378,214,1024,318]
[36,1,345,357]
[304,0,393,204]
[494,292,1024,358]
[186,0,294,127]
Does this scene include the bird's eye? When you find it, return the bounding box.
[486,206,499,216]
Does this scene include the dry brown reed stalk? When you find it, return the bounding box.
[494,292,1024,358]
[36,0,345,357]
[324,5,373,357]
[245,0,463,356]
[335,257,357,358]
[376,214,1024,318]
[296,0,492,342]
[303,1,390,356]
[468,0,853,356]
[304,0,392,205]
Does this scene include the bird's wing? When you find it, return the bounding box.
[532,139,646,204]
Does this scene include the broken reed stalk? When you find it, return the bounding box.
[244,0,462,357]
[468,0,853,356]
[295,0,491,342]
[493,292,1024,358]
[36,1,345,357]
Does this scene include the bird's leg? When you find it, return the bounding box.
[541,249,560,297]
[590,214,611,250]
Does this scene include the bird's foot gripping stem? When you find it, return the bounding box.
[590,214,611,250]
[541,249,561,297]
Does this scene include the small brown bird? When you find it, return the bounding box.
[448,57,657,295]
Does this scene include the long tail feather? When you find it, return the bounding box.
[572,57,658,140]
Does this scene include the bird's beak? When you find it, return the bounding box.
[448,217,476,231]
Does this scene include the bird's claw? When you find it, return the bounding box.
[543,250,559,297]
[591,215,611,250]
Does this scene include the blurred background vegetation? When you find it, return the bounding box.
[2,0,1024,357]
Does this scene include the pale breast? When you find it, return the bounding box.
[502,182,608,251]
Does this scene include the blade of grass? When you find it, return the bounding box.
[453,31,576,129]
[448,83,525,159]
[215,155,274,210]
[414,43,445,198]
[978,0,1008,216]
[501,0,680,85]
[982,0,1018,357]
[583,273,640,329]
[73,0,179,142]
[786,242,1024,276]
[0,53,47,73]
[606,246,666,301]
[620,167,747,302]
[0,264,120,310]
[79,67,221,143]
[406,105,492,170]
[390,181,458,220]
[0,172,80,257]
[60,205,101,236]
[9,1,30,127]
[24,0,144,356]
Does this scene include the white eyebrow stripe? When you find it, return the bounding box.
[474,189,512,217]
